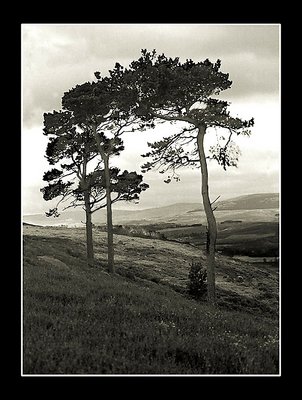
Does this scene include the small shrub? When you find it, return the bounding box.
[187,261,207,300]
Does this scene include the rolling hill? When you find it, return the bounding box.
[215,193,279,210]
[23,193,279,227]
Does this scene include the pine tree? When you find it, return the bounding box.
[43,84,149,272]
[61,74,151,273]
[121,50,254,304]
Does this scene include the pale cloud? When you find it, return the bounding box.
[22,24,280,214]
[22,127,49,189]
[22,24,279,128]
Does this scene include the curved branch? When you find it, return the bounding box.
[91,202,107,213]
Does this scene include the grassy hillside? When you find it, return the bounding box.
[106,220,279,258]
[23,225,279,375]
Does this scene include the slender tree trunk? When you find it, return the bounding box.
[92,125,115,273]
[103,154,115,273]
[197,125,217,305]
[84,191,94,266]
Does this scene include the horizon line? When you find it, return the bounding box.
[23,192,279,216]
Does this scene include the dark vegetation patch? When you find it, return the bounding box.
[109,221,279,258]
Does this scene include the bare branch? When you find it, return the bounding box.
[60,170,78,180]
[211,195,221,206]
[90,193,107,209]
[111,194,121,204]
[62,202,85,211]
[91,202,107,213]
[224,129,233,149]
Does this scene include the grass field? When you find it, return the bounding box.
[23,225,279,375]
[108,220,279,258]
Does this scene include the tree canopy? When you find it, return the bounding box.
[41,110,149,217]
[112,50,255,303]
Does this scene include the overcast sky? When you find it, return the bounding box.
[22,24,280,215]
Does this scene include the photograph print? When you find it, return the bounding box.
[22,23,280,376]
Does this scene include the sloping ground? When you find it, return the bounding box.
[23,225,279,374]
[23,225,279,317]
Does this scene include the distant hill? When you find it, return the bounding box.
[23,193,279,227]
[22,203,202,226]
[23,211,86,227]
[189,193,279,213]
[117,202,202,221]
[217,193,279,210]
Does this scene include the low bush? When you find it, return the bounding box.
[187,261,207,300]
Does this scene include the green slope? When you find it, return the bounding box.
[23,226,279,375]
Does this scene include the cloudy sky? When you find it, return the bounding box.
[22,24,280,215]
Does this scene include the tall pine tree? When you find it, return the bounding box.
[121,50,254,304]
[41,109,149,268]
[61,74,152,273]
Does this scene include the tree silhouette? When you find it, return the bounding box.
[41,109,148,268]
[61,74,152,273]
[121,50,254,304]
[41,110,101,265]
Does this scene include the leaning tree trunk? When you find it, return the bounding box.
[197,125,217,305]
[103,154,115,273]
[83,191,94,266]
